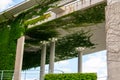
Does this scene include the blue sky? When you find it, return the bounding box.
[0,0,24,12]
[0,0,107,80]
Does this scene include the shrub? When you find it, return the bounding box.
[44,73,97,80]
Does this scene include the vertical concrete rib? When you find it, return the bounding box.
[76,47,84,73]
[49,38,57,73]
[78,51,82,73]
[14,36,25,80]
[40,41,47,80]
[49,41,55,73]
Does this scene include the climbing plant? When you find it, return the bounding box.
[0,0,61,70]
[55,30,95,60]
[0,0,106,70]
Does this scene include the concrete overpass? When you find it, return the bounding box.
[0,0,120,80]
[1,0,106,80]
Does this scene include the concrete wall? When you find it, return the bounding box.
[106,1,120,80]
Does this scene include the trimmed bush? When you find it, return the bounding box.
[44,73,97,80]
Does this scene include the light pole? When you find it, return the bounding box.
[49,38,57,73]
[75,47,85,73]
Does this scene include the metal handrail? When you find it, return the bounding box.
[0,70,14,80]
[0,69,64,80]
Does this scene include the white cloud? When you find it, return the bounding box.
[55,60,70,66]
[83,56,106,72]
[55,60,70,70]
[83,51,107,80]
[0,0,14,11]
[21,78,39,80]
[54,60,72,73]
[55,68,72,73]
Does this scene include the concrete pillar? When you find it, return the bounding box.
[14,36,25,80]
[78,51,82,72]
[106,0,120,80]
[40,41,47,80]
[49,38,57,73]
[76,47,84,73]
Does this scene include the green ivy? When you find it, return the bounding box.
[0,0,61,70]
[55,30,95,60]
[30,2,106,29]
[0,13,25,70]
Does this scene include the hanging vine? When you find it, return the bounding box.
[0,0,61,70]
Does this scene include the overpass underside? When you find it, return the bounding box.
[23,1,106,69]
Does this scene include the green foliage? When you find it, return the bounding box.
[25,2,106,45]
[0,0,60,70]
[0,25,15,70]
[0,15,25,70]
[55,30,95,60]
[23,30,95,69]
[25,28,58,43]
[24,13,51,26]
[32,2,106,29]
[22,51,41,69]
[0,11,26,80]
[23,2,106,69]
[45,73,97,80]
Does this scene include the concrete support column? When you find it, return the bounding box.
[106,0,120,80]
[76,47,85,73]
[49,38,57,73]
[14,36,25,80]
[40,41,47,80]
[78,51,82,72]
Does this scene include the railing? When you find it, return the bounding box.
[28,0,105,28]
[0,70,14,80]
[0,70,107,80]
[0,70,64,80]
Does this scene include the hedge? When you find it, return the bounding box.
[44,73,97,80]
